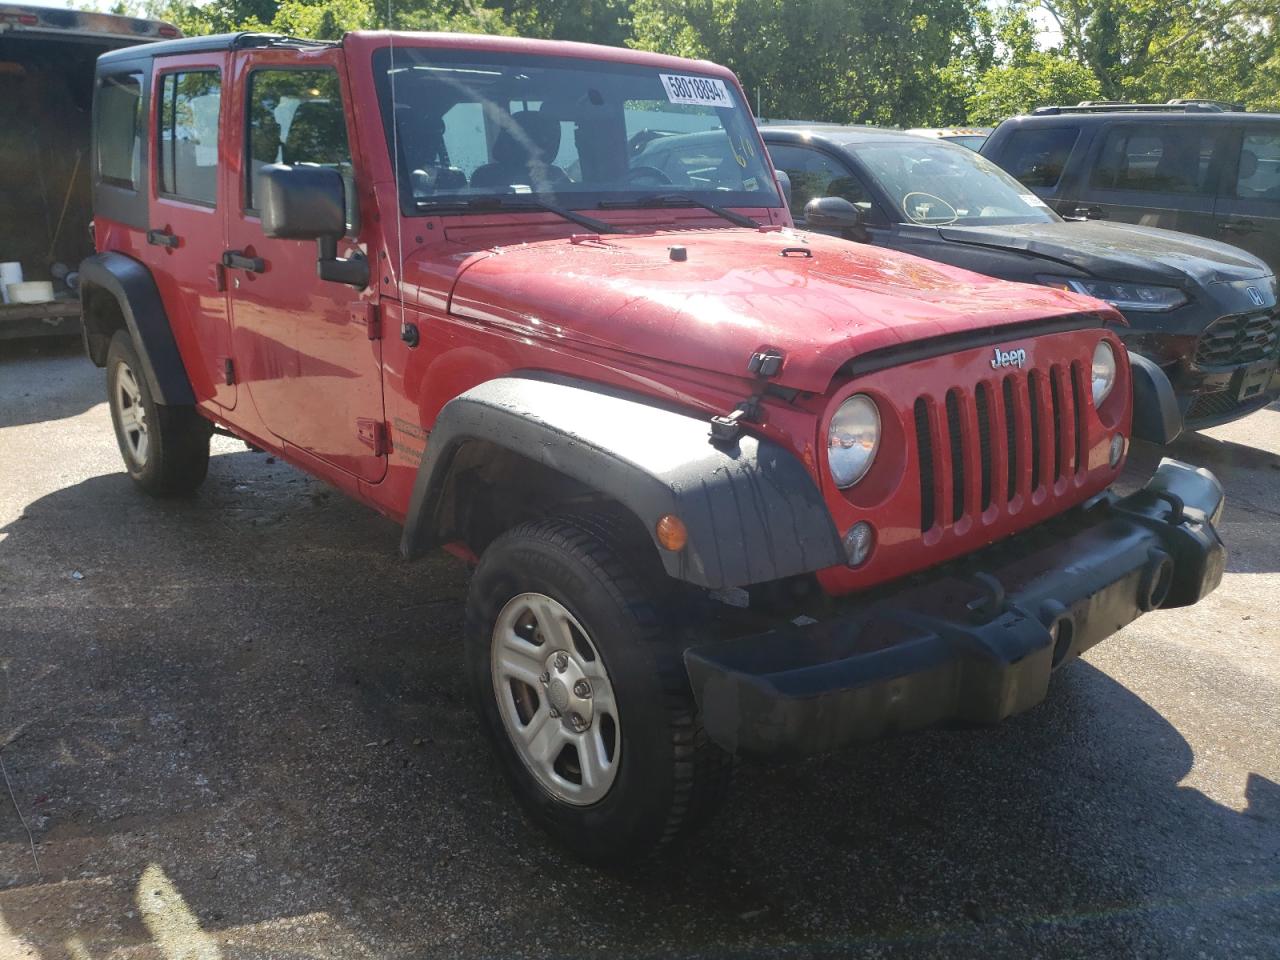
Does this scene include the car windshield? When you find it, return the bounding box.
[852,140,1060,226]
[372,48,779,215]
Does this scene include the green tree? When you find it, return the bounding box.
[628,0,977,125]
[967,51,1101,122]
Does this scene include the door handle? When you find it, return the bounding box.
[1219,220,1262,235]
[147,228,179,249]
[221,250,265,273]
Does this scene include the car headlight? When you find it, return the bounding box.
[1038,275,1188,312]
[1092,340,1117,406]
[828,394,880,488]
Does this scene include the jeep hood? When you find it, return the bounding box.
[938,220,1271,288]
[442,229,1108,393]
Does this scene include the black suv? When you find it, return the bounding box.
[981,103,1280,281]
[758,124,1278,430]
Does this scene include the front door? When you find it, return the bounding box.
[224,52,385,483]
[1215,125,1280,277]
[1070,122,1231,238]
[145,56,236,408]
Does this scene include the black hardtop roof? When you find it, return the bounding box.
[96,31,331,68]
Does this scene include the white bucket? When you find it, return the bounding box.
[0,262,22,305]
[6,281,54,304]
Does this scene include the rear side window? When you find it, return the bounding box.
[997,127,1078,188]
[1091,124,1227,195]
[1237,131,1280,200]
[97,72,143,189]
[157,71,221,205]
[246,69,351,211]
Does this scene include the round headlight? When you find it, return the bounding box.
[1091,340,1117,406]
[828,394,880,488]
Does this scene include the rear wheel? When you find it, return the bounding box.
[465,515,732,863]
[106,330,211,496]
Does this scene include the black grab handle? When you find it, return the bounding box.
[147,228,179,249]
[221,250,265,273]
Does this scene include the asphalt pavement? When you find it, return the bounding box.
[1,338,1277,959]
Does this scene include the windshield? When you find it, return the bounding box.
[373,48,779,215]
[852,141,1060,226]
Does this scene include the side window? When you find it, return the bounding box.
[1091,124,1226,195]
[768,143,868,219]
[997,127,1078,188]
[246,69,351,212]
[1237,131,1280,200]
[97,72,143,189]
[157,71,221,205]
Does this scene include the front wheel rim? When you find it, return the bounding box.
[114,361,149,467]
[491,592,621,806]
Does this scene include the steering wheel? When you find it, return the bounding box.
[626,165,672,186]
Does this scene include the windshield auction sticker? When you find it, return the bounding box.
[660,74,733,108]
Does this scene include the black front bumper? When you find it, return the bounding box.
[684,459,1227,758]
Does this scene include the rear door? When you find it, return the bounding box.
[1215,123,1280,277]
[144,54,236,408]
[1070,121,1231,237]
[224,49,385,483]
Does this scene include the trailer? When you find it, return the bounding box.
[0,4,177,339]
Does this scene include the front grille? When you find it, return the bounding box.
[1196,310,1280,367]
[913,362,1086,532]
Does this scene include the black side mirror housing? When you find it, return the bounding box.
[774,169,792,209]
[803,196,863,230]
[258,164,368,288]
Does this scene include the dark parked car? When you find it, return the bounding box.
[980,103,1280,281]
[756,125,1279,429]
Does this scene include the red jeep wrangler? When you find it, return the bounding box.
[81,31,1227,862]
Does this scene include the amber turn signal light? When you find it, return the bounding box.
[655,514,688,552]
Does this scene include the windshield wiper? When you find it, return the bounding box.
[415,196,622,234]
[598,193,760,228]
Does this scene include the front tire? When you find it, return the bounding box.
[106,330,211,496]
[465,515,731,863]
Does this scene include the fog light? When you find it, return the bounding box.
[843,521,875,567]
[1109,433,1127,468]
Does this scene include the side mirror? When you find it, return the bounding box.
[774,168,792,209]
[803,196,862,231]
[258,164,368,288]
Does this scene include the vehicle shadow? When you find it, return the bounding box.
[0,337,99,430]
[1,455,1276,958]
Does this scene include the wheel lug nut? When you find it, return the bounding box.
[549,707,561,718]
[553,652,569,672]
[539,671,551,686]
[573,680,591,698]
[569,713,586,731]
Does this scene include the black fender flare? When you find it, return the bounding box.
[1129,352,1182,446]
[400,377,845,589]
[78,252,195,406]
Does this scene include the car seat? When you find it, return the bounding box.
[470,111,570,192]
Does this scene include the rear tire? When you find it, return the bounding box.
[106,330,211,497]
[465,514,732,864]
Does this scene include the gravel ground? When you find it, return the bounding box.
[1,338,1277,960]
